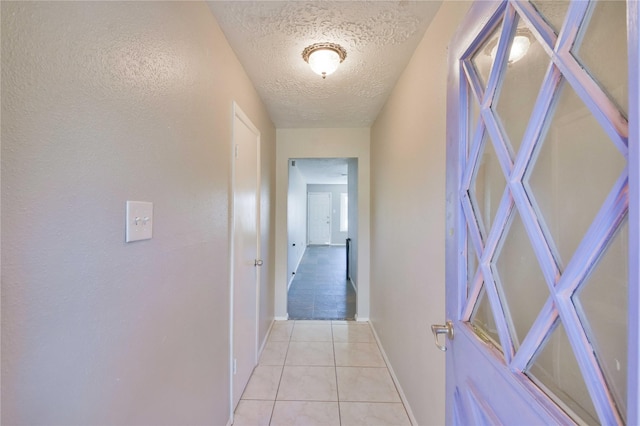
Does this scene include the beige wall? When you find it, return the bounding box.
[276,128,370,320]
[370,1,471,424]
[1,2,275,425]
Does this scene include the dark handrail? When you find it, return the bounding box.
[346,238,351,280]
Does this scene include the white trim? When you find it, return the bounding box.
[287,274,295,290]
[258,319,275,359]
[227,104,237,424]
[229,101,261,422]
[233,102,261,136]
[287,245,306,289]
[369,322,418,426]
[274,315,289,321]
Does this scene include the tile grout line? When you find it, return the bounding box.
[370,321,412,418]
[267,320,294,426]
[368,322,416,425]
[332,320,342,426]
[259,321,409,425]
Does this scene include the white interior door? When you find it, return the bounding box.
[308,192,331,245]
[440,1,638,424]
[232,105,260,411]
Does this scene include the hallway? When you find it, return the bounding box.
[287,246,356,320]
[1,1,469,423]
[233,321,410,426]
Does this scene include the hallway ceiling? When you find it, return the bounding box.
[294,158,349,184]
[207,1,442,128]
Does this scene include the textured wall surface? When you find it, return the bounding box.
[207,1,442,127]
[370,1,472,424]
[1,2,275,424]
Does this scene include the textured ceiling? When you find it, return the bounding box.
[207,1,442,128]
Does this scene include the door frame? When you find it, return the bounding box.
[229,101,261,419]
[445,0,639,423]
[275,142,370,322]
[628,1,640,422]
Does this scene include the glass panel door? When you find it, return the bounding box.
[455,1,632,423]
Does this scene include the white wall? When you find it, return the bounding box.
[276,128,370,320]
[287,161,307,286]
[370,1,471,425]
[347,159,359,288]
[1,2,275,425]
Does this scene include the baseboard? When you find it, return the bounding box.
[274,315,289,321]
[354,314,369,322]
[369,322,419,426]
[258,319,275,358]
[288,245,308,289]
[227,319,276,426]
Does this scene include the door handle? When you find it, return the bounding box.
[431,320,454,352]
[254,259,263,267]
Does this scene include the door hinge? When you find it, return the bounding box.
[233,358,237,375]
[235,145,239,158]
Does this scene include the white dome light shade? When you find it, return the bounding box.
[488,31,532,64]
[302,43,347,79]
[308,48,341,77]
[508,35,531,63]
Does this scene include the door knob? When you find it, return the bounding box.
[431,320,454,352]
[254,259,263,267]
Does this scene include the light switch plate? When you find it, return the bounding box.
[126,201,153,242]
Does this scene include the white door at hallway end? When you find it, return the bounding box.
[308,192,331,245]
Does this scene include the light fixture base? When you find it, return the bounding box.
[302,42,347,78]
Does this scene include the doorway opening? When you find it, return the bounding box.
[286,158,358,320]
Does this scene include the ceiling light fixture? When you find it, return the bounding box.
[487,29,532,64]
[302,42,347,79]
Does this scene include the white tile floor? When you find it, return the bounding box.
[232,320,412,426]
